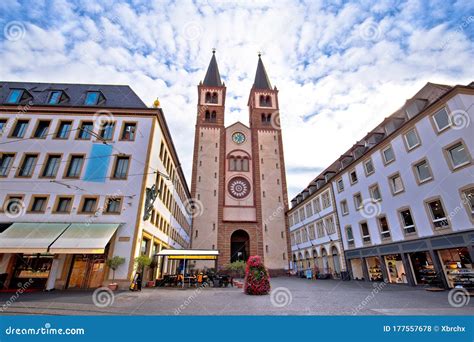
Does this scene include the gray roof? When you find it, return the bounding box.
[203,52,222,87]
[0,81,147,109]
[253,55,272,90]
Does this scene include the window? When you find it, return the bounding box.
[242,158,249,172]
[353,193,363,210]
[112,156,130,179]
[121,122,136,141]
[336,178,344,192]
[382,146,395,164]
[349,170,358,184]
[65,155,84,178]
[446,142,470,169]
[370,184,382,201]
[259,95,272,107]
[462,188,474,219]
[399,209,416,234]
[340,200,349,215]
[10,120,29,138]
[360,222,371,244]
[426,199,449,229]
[17,154,38,177]
[316,221,325,238]
[29,196,47,213]
[105,197,122,214]
[54,196,72,213]
[378,216,390,240]
[364,159,375,175]
[84,91,101,105]
[99,122,115,140]
[404,128,420,150]
[432,107,450,132]
[33,120,51,138]
[55,120,72,139]
[305,203,313,217]
[6,89,24,104]
[346,226,354,247]
[321,191,331,209]
[0,153,15,177]
[41,154,61,178]
[313,197,321,213]
[0,119,7,134]
[48,91,63,104]
[389,173,404,195]
[80,197,97,213]
[77,121,93,140]
[414,159,433,183]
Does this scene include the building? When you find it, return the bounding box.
[287,177,346,279]
[190,52,290,274]
[289,81,474,289]
[0,81,192,290]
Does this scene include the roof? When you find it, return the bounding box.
[203,51,222,87]
[253,54,272,89]
[0,81,147,109]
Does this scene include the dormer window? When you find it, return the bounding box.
[47,90,64,105]
[84,91,103,106]
[6,89,25,104]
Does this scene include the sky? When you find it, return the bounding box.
[1,0,473,199]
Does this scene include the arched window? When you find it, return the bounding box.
[262,113,271,124]
[205,92,211,103]
[242,158,249,172]
[211,92,218,103]
[265,95,272,107]
[205,110,211,120]
[261,113,266,122]
[259,95,265,106]
[211,111,217,121]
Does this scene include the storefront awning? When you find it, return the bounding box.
[0,223,69,254]
[156,249,219,260]
[48,223,120,254]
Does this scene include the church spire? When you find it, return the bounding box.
[203,49,222,87]
[253,53,272,90]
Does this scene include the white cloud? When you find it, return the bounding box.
[1,0,472,200]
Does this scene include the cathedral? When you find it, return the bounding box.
[190,51,290,274]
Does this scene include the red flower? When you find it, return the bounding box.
[244,255,270,295]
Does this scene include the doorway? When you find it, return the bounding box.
[230,230,250,263]
[67,254,106,289]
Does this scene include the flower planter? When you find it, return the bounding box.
[146,281,155,287]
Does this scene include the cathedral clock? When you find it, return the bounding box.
[228,176,251,199]
[232,132,246,144]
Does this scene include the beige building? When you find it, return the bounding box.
[190,52,290,274]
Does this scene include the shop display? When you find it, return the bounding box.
[11,254,53,289]
[439,248,474,289]
[366,257,383,282]
[409,252,442,287]
[384,254,407,284]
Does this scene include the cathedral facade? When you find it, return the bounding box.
[190,52,290,274]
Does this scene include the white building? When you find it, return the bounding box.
[0,82,192,290]
[328,82,473,288]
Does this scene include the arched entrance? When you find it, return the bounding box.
[332,246,341,275]
[230,230,250,262]
[321,248,329,274]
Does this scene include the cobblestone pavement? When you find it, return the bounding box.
[0,277,472,315]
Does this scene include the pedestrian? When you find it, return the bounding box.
[136,272,142,291]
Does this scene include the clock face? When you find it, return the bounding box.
[228,177,251,199]
[232,132,246,145]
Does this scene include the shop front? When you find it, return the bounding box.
[365,256,383,282]
[383,254,408,284]
[10,254,53,289]
[350,258,364,280]
[408,251,442,286]
[438,247,474,289]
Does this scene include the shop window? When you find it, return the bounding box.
[364,159,375,175]
[409,252,441,286]
[17,154,38,177]
[360,222,371,244]
[55,120,72,139]
[378,216,390,240]
[349,170,358,184]
[389,173,404,195]
[366,257,383,282]
[0,153,15,177]
[10,120,29,138]
[54,196,72,213]
[41,154,61,178]
[121,122,136,141]
[77,121,94,140]
[11,254,53,289]
[382,145,395,165]
[426,199,449,229]
[399,208,416,234]
[65,155,84,178]
[438,248,473,288]
[404,128,421,150]
[432,107,450,132]
[384,254,407,284]
[33,120,51,138]
[414,159,433,183]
